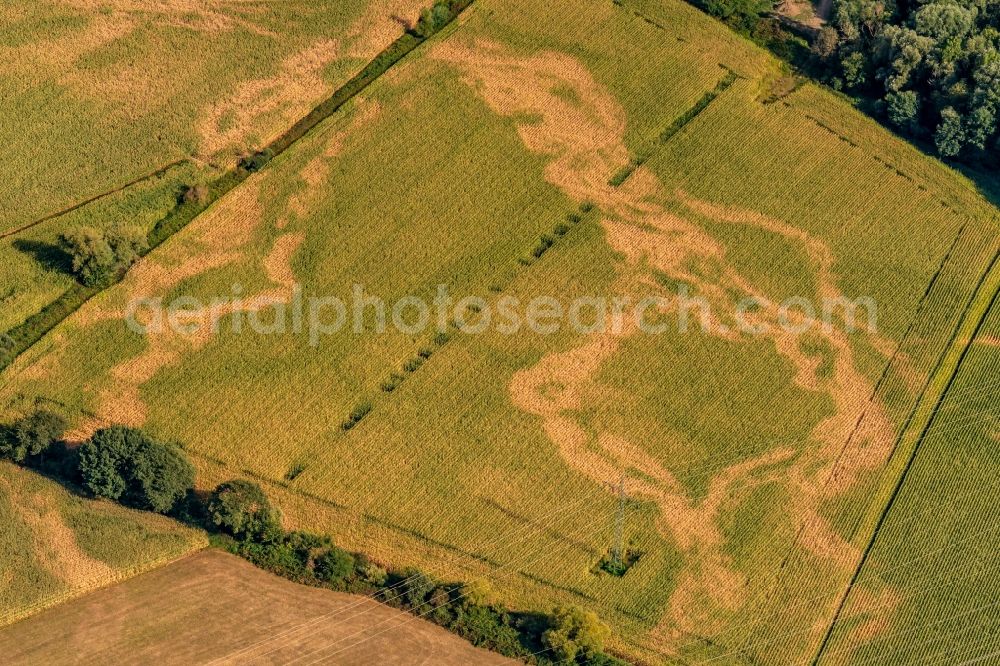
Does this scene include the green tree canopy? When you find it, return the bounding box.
[826,0,1000,159]
[60,225,148,287]
[207,479,281,540]
[541,605,612,663]
[0,410,67,463]
[78,426,194,513]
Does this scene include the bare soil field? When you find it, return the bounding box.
[0,549,513,665]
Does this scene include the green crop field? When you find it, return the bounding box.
[1,0,998,662]
[0,461,204,626]
[816,301,1000,664]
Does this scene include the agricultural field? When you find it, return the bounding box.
[817,301,1000,664]
[0,549,513,665]
[1,0,999,662]
[0,461,204,626]
[0,0,427,337]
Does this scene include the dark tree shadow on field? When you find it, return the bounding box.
[12,239,73,275]
[960,164,1000,211]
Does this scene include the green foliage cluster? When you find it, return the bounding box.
[237,149,274,173]
[78,426,195,514]
[0,413,194,517]
[59,224,148,287]
[818,0,999,159]
[2,408,623,663]
[0,0,472,376]
[415,0,467,37]
[0,410,67,464]
[702,0,776,32]
[205,478,623,663]
[207,479,282,540]
[542,605,614,663]
[341,400,373,430]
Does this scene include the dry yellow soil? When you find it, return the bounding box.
[0,549,514,666]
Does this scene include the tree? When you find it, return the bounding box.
[415,1,453,37]
[1,410,67,463]
[813,27,839,58]
[703,0,773,32]
[208,479,281,540]
[315,546,355,583]
[400,568,436,609]
[60,227,116,287]
[461,579,499,608]
[965,105,996,150]
[840,51,868,88]
[935,106,966,156]
[886,90,921,133]
[78,426,193,513]
[60,225,148,287]
[130,439,196,513]
[541,605,611,663]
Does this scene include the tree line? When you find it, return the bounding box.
[0,410,627,665]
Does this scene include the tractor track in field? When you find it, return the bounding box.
[811,246,1000,664]
[0,159,190,241]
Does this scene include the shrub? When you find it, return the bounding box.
[1,410,67,464]
[429,585,455,624]
[415,1,453,37]
[542,605,611,663]
[451,603,524,655]
[182,184,209,205]
[359,560,388,586]
[381,373,404,393]
[403,357,424,373]
[315,546,355,584]
[208,479,282,540]
[78,426,194,513]
[531,234,555,258]
[433,331,451,346]
[400,568,436,609]
[460,579,499,608]
[60,225,148,287]
[553,222,571,237]
[238,149,274,173]
[342,401,373,430]
[579,201,594,213]
[417,346,434,359]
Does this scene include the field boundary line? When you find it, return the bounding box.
[0,526,206,629]
[0,159,191,241]
[609,66,738,187]
[811,246,1000,664]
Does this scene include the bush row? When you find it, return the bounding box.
[0,410,628,664]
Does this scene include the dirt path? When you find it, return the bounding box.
[435,38,900,646]
[0,549,513,666]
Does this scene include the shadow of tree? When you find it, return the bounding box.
[12,239,73,275]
